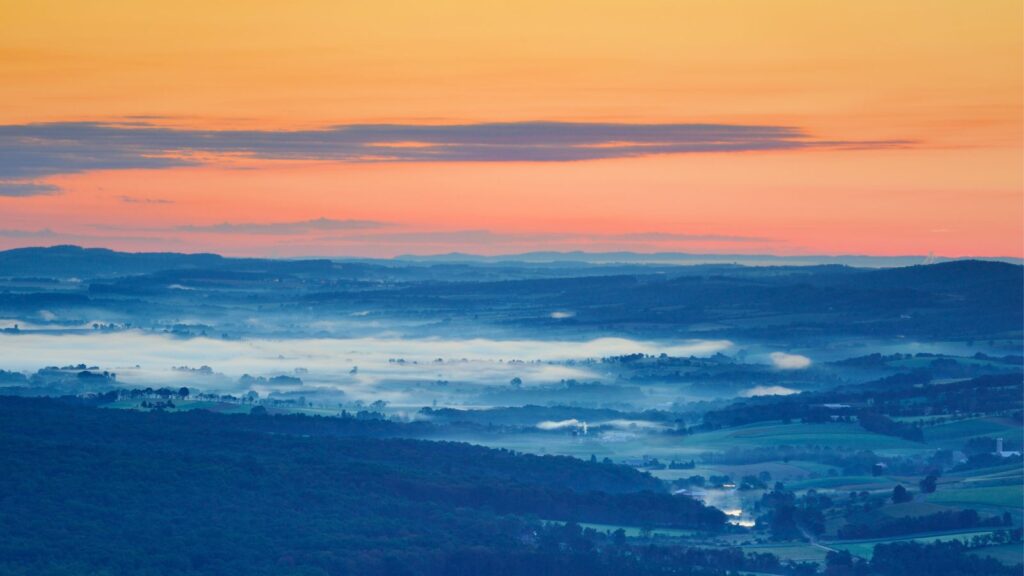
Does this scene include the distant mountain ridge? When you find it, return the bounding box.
[1,245,1020,280]
[0,244,1019,343]
[393,250,1022,267]
[0,245,333,278]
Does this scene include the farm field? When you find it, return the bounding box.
[650,461,838,483]
[887,356,1018,371]
[549,538,836,568]
[458,415,1018,473]
[922,416,1021,447]
[970,543,1024,565]
[103,398,352,417]
[543,519,706,540]
[575,522,700,539]
[784,475,894,492]
[826,528,1005,559]
[877,501,956,518]
[742,542,830,564]
[926,484,1023,510]
[683,422,923,451]
[944,461,1021,478]
[103,399,251,414]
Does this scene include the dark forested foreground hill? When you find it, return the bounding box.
[0,397,733,576]
[1,399,1021,576]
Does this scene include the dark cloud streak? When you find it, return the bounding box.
[0,180,61,197]
[0,120,912,195]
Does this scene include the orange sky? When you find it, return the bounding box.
[1,0,1021,257]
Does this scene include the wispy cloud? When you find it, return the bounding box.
[68,222,765,248]
[0,228,57,239]
[0,229,178,246]
[117,195,174,205]
[176,217,388,235]
[603,232,769,243]
[0,120,912,195]
[308,229,770,244]
[0,180,60,197]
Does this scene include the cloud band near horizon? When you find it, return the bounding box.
[0,120,911,196]
[0,220,772,249]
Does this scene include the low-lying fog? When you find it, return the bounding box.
[0,324,1005,415]
[0,332,732,406]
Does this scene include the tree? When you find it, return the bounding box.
[826,550,870,576]
[768,505,800,539]
[919,472,938,494]
[891,484,912,504]
[798,506,826,538]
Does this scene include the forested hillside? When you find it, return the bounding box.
[0,397,725,576]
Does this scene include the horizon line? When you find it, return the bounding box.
[4,244,1022,267]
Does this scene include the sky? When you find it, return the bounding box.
[0,0,1021,258]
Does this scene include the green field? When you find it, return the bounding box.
[742,543,829,564]
[970,543,1024,565]
[922,416,1021,447]
[945,461,1022,479]
[578,522,699,538]
[684,422,923,451]
[878,501,954,518]
[543,520,699,539]
[888,356,1017,371]
[104,399,353,418]
[926,484,1023,509]
[104,399,252,414]
[650,460,837,484]
[785,475,894,491]
[954,465,1024,489]
[828,528,1005,559]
